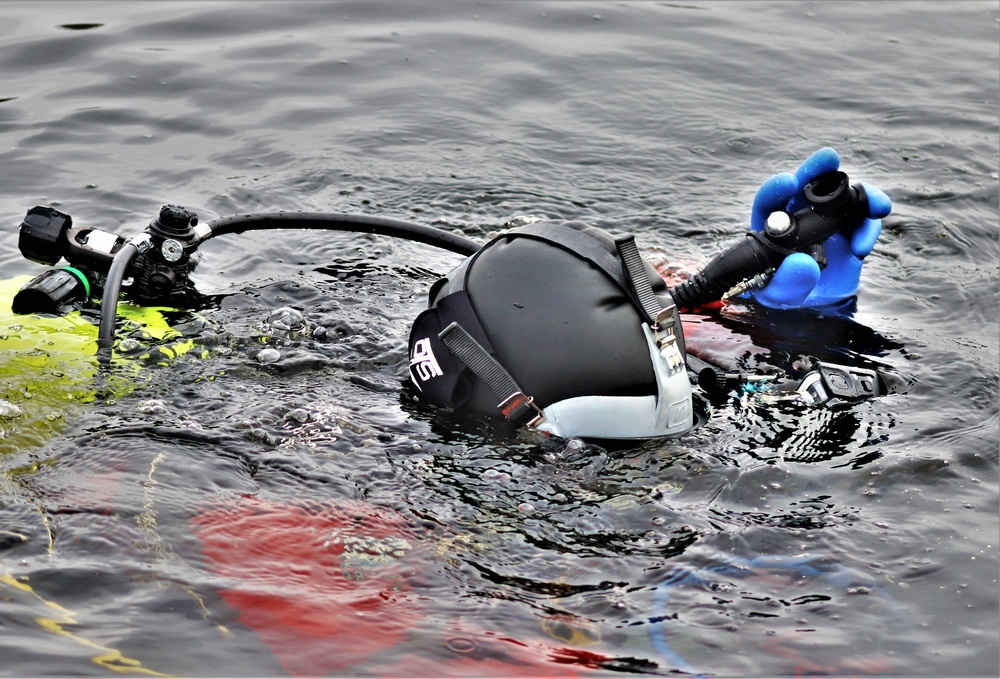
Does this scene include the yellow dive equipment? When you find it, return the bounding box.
[0,275,194,456]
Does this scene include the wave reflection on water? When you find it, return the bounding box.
[0,1,997,677]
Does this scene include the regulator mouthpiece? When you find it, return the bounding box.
[803,171,851,218]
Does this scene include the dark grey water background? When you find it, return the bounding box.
[0,1,997,677]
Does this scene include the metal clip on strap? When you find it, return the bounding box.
[438,321,543,426]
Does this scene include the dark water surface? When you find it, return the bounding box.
[0,2,997,677]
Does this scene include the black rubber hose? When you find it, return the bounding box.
[205,212,482,257]
[670,234,776,310]
[97,240,140,364]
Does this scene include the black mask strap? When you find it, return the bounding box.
[615,235,679,349]
[438,321,543,426]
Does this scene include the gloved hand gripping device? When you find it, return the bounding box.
[671,170,870,308]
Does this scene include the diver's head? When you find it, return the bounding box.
[408,220,693,440]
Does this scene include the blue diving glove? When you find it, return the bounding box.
[748,147,892,308]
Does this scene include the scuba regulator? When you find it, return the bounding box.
[14,204,203,314]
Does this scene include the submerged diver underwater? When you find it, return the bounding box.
[1,146,911,676]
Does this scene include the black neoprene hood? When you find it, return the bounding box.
[407,220,686,426]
